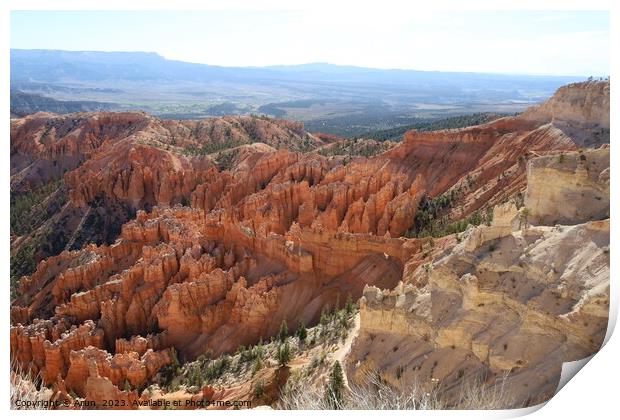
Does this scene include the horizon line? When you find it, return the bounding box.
[10,48,605,79]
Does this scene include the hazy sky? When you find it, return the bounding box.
[10,10,609,76]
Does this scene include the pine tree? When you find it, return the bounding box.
[254,338,264,359]
[325,361,345,409]
[277,340,291,366]
[252,357,263,376]
[278,320,288,342]
[345,296,354,315]
[319,309,329,326]
[296,321,307,343]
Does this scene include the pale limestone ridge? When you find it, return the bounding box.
[348,147,610,407]
[525,147,609,225]
[521,80,609,147]
[522,80,609,129]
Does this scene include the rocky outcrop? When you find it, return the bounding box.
[13,240,144,321]
[10,112,151,192]
[347,148,610,407]
[10,112,323,193]
[10,113,326,287]
[525,148,609,225]
[65,143,216,209]
[168,115,322,152]
[10,320,105,385]
[188,117,578,240]
[65,346,173,396]
[313,137,396,157]
[83,363,140,409]
[522,80,610,147]
[522,80,610,128]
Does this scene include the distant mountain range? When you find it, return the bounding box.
[10,49,584,135]
[11,49,580,86]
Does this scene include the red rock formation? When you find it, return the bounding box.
[10,81,609,406]
[11,112,152,191]
[65,142,216,209]
[10,320,104,384]
[83,359,140,409]
[65,346,173,396]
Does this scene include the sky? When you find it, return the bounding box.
[10,10,610,76]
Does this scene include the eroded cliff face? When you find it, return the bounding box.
[523,80,610,129]
[9,113,324,287]
[522,80,610,147]
[10,112,322,193]
[10,81,610,408]
[347,148,610,407]
[10,202,419,397]
[525,147,609,225]
[189,116,580,240]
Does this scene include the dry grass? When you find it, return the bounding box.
[451,372,517,409]
[278,370,518,410]
[10,361,52,410]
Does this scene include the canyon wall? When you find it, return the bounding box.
[10,81,610,407]
[347,148,610,406]
[525,147,609,225]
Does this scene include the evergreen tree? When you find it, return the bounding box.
[296,321,307,343]
[278,320,288,342]
[277,340,291,366]
[345,296,354,315]
[319,309,330,326]
[325,361,345,409]
[252,358,263,376]
[254,338,264,359]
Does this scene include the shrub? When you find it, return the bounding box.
[277,340,291,366]
[10,179,66,236]
[10,360,51,410]
[184,139,244,156]
[404,190,491,238]
[485,207,494,226]
[237,344,262,364]
[319,310,330,327]
[253,379,265,398]
[519,208,531,229]
[338,311,349,329]
[10,242,36,299]
[203,356,231,381]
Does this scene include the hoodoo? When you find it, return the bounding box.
[10,81,610,408]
